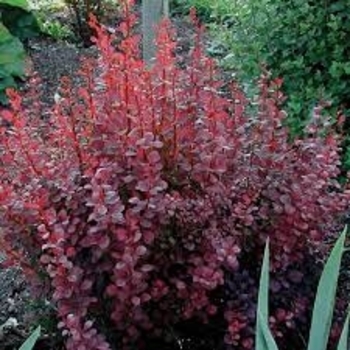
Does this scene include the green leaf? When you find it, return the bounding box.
[0,75,16,88]
[0,22,26,104]
[256,238,278,350]
[19,326,41,350]
[0,39,26,65]
[0,21,25,104]
[1,8,40,40]
[307,226,347,350]
[337,309,350,350]
[257,312,279,350]
[0,0,29,11]
[0,23,25,77]
[258,239,269,319]
[0,21,12,41]
[344,63,350,75]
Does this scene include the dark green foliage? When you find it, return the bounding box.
[180,0,350,169]
[170,0,233,23]
[0,0,39,104]
[260,0,350,133]
[170,0,213,20]
[0,22,26,104]
[2,5,40,40]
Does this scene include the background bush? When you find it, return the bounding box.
[0,3,349,350]
[179,0,350,169]
[170,0,233,23]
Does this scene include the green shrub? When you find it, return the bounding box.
[37,16,74,41]
[179,0,350,170]
[256,227,350,350]
[208,0,350,124]
[171,0,234,23]
[0,0,39,104]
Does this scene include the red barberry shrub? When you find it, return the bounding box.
[0,2,349,349]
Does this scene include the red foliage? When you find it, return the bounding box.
[0,2,349,349]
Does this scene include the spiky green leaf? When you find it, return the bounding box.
[256,238,278,350]
[337,309,350,350]
[307,226,347,350]
[19,326,41,350]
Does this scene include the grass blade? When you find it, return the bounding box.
[337,309,350,350]
[307,226,347,350]
[19,325,41,350]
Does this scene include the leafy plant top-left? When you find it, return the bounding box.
[0,0,39,104]
[0,22,25,104]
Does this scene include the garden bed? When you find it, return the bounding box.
[0,2,350,350]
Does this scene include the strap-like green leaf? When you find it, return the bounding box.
[258,312,279,350]
[256,238,279,350]
[19,325,41,350]
[337,309,350,350]
[307,226,347,350]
